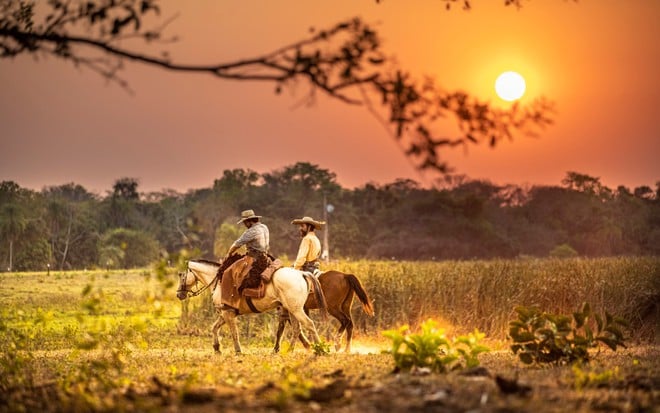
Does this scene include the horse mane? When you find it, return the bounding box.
[190,258,220,267]
[216,253,245,279]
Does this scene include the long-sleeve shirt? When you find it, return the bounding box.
[232,222,269,253]
[293,232,321,270]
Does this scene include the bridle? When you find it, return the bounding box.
[177,267,218,298]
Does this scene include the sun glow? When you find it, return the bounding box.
[495,71,526,101]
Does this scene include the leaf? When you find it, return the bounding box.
[595,313,603,332]
[596,336,619,351]
[584,325,593,342]
[605,312,613,326]
[508,320,526,329]
[519,352,534,364]
[536,328,555,340]
[510,330,535,343]
[514,306,531,321]
[471,345,490,355]
[614,316,630,328]
[572,335,589,347]
[604,325,625,340]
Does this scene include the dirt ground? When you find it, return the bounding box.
[4,344,658,413]
[165,345,659,413]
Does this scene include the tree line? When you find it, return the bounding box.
[0,163,658,271]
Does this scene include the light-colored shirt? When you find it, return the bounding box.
[233,222,269,253]
[293,232,321,270]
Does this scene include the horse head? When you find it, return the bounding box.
[176,259,223,300]
[176,268,196,300]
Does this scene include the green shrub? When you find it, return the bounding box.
[508,303,628,365]
[549,243,578,258]
[383,319,489,373]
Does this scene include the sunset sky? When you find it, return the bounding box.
[1,0,658,195]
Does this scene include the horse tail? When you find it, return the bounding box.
[345,274,375,316]
[305,273,329,321]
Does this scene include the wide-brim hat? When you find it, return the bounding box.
[291,216,325,230]
[237,209,262,224]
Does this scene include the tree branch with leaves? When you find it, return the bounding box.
[1,0,555,175]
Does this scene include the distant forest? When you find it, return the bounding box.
[1,162,658,271]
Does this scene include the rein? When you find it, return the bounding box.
[179,268,219,298]
[178,254,242,299]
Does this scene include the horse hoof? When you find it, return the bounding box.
[213,345,220,353]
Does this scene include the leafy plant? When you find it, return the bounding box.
[572,363,620,390]
[508,303,629,365]
[311,340,331,356]
[383,319,489,373]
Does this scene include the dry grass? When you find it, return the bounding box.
[1,258,658,412]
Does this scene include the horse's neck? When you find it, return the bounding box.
[190,264,218,285]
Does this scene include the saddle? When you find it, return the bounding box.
[242,258,283,298]
[220,256,282,309]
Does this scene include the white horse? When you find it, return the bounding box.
[176,258,327,354]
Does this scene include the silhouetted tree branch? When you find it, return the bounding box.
[1,0,555,175]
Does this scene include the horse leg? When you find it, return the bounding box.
[332,316,348,352]
[288,316,300,352]
[289,309,320,345]
[273,307,289,353]
[222,309,242,354]
[341,295,355,353]
[325,308,344,352]
[344,317,354,353]
[211,313,226,353]
[299,308,311,349]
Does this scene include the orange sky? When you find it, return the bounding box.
[1,0,658,194]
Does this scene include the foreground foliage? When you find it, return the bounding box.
[383,319,489,373]
[508,303,629,365]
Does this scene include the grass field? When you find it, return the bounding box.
[1,257,658,412]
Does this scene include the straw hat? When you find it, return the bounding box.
[291,216,325,230]
[237,209,262,224]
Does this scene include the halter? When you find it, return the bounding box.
[177,267,218,298]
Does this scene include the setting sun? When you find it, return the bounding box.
[495,71,526,101]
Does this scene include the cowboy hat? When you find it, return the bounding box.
[237,209,262,224]
[291,216,325,230]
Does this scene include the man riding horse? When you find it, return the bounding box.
[224,209,270,293]
[291,216,325,274]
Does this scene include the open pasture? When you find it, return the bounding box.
[1,258,658,412]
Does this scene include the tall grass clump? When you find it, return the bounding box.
[334,257,659,340]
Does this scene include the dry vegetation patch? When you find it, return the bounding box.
[1,259,658,412]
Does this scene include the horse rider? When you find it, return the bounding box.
[225,209,270,293]
[291,216,325,274]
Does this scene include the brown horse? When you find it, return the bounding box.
[274,270,374,353]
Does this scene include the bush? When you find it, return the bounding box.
[383,319,489,373]
[508,303,628,365]
[98,228,161,269]
[549,243,578,258]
